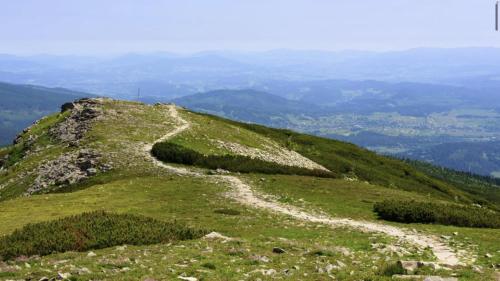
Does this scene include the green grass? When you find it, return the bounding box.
[171,111,275,156]
[190,112,481,205]
[0,173,439,280]
[0,211,206,260]
[248,174,443,220]
[248,173,500,268]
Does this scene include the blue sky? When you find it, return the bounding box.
[1,0,499,54]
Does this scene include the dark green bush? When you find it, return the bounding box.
[202,262,216,269]
[374,200,500,228]
[152,142,336,178]
[308,249,335,257]
[0,211,207,260]
[214,208,241,216]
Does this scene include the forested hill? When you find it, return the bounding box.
[0,82,95,145]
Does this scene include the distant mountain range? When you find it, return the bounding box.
[1,48,500,100]
[0,82,95,145]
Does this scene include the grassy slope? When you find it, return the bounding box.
[0,100,498,280]
[181,111,495,206]
[407,160,500,207]
[246,174,500,268]
[0,111,71,200]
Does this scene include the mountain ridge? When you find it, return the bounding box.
[0,98,499,280]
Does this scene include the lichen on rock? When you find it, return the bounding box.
[50,98,104,146]
[26,148,111,195]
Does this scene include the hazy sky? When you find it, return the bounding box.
[1,0,499,54]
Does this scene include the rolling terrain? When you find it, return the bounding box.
[174,87,500,178]
[0,98,499,280]
[2,48,500,177]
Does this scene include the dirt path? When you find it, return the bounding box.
[146,105,463,267]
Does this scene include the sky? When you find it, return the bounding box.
[0,0,499,55]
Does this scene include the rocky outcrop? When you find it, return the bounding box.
[50,98,104,146]
[26,149,112,195]
[0,154,7,169]
[13,117,47,145]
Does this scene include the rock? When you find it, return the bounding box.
[250,255,270,263]
[203,232,233,241]
[87,251,96,257]
[452,232,458,236]
[178,277,197,281]
[325,263,337,273]
[76,267,91,274]
[116,245,127,251]
[101,163,113,171]
[38,277,50,281]
[61,102,75,112]
[423,277,458,281]
[264,269,277,276]
[472,265,483,273]
[486,253,493,258]
[26,148,104,195]
[86,168,97,176]
[393,276,457,281]
[50,98,103,146]
[215,168,230,174]
[57,272,71,280]
[272,247,286,254]
[0,155,7,168]
[335,246,352,256]
[12,117,47,145]
[419,261,441,270]
[398,261,419,273]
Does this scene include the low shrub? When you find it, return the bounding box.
[202,262,216,269]
[214,208,241,216]
[308,249,335,257]
[151,142,336,178]
[378,262,405,276]
[0,211,207,260]
[373,200,500,228]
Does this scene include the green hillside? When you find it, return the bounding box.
[0,98,498,280]
[173,89,327,127]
